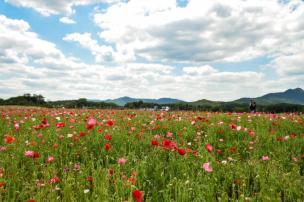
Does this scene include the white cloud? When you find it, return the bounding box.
[63,32,118,62]
[0,15,64,64]
[0,14,270,101]
[60,17,76,24]
[92,0,304,66]
[1,0,304,103]
[4,0,120,16]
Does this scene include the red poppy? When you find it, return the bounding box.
[108,168,114,177]
[178,148,186,155]
[27,199,36,202]
[56,122,65,128]
[230,123,237,130]
[104,143,110,151]
[106,120,114,126]
[104,134,112,141]
[162,139,177,150]
[49,176,60,184]
[86,176,93,182]
[0,182,6,187]
[205,144,213,153]
[132,190,143,202]
[79,131,86,137]
[4,135,16,144]
[151,139,159,146]
[229,147,237,153]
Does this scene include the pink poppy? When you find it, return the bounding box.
[202,162,213,173]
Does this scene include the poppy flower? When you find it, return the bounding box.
[261,156,270,161]
[14,123,20,130]
[117,157,127,165]
[56,122,65,128]
[104,143,110,151]
[108,168,114,177]
[46,156,55,163]
[0,182,6,187]
[49,176,60,184]
[86,118,97,130]
[248,130,255,137]
[205,144,213,153]
[166,132,173,137]
[132,190,143,202]
[24,151,40,159]
[230,123,237,130]
[4,135,16,144]
[151,139,159,146]
[27,199,36,202]
[79,131,86,137]
[202,162,213,173]
[162,139,177,150]
[178,148,186,155]
[86,176,93,182]
[106,120,114,126]
[104,134,112,141]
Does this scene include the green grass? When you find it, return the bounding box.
[0,108,303,201]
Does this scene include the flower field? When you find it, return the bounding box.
[0,107,304,202]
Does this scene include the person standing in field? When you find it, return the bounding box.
[249,100,257,113]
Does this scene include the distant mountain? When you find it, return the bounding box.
[189,99,223,107]
[92,96,184,106]
[233,88,304,105]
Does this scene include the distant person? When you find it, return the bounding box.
[249,100,257,113]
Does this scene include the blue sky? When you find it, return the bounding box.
[0,0,303,101]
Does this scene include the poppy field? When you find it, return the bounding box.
[0,107,304,202]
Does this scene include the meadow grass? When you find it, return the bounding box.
[0,108,303,201]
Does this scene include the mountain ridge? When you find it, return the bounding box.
[90,88,304,106]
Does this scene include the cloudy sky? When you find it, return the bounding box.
[0,0,303,101]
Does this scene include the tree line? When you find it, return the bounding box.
[1,94,304,113]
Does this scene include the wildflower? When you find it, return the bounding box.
[47,156,55,163]
[261,156,270,161]
[0,182,6,187]
[27,199,36,202]
[178,148,186,155]
[248,130,255,137]
[104,143,110,151]
[24,151,40,159]
[202,162,213,173]
[230,123,237,130]
[108,168,114,177]
[162,139,177,150]
[106,120,114,126]
[104,134,112,141]
[49,177,60,184]
[86,118,97,130]
[154,134,161,139]
[166,132,173,137]
[14,123,20,130]
[4,135,16,144]
[151,139,159,146]
[0,147,7,152]
[79,131,86,137]
[132,190,143,202]
[84,189,90,194]
[205,144,213,153]
[86,176,93,182]
[117,157,127,165]
[56,122,65,128]
[74,163,81,171]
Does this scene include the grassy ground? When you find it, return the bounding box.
[0,108,303,201]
